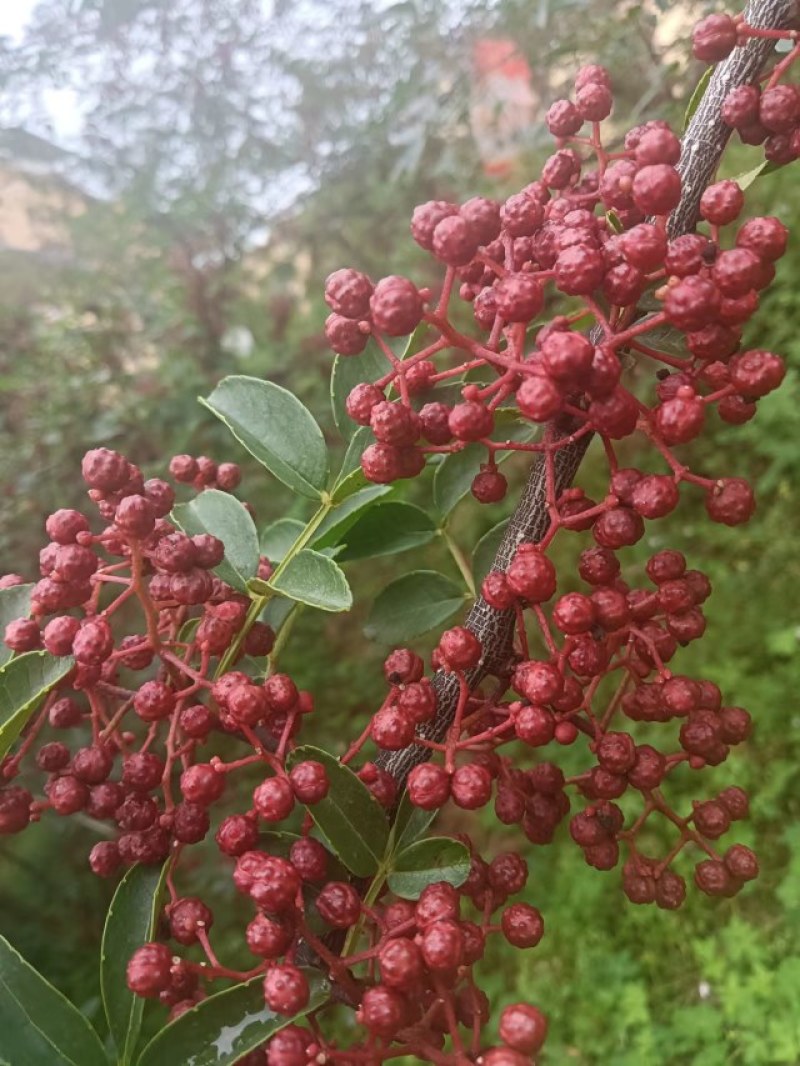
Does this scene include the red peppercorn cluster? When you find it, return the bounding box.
[695,14,800,164]
[0,446,299,879]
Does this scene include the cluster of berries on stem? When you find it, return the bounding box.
[1,5,798,1063]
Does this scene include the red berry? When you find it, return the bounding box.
[289,761,329,804]
[127,943,173,998]
[411,200,459,250]
[501,902,544,948]
[316,882,361,928]
[700,180,744,225]
[736,216,788,262]
[358,985,408,1037]
[494,273,544,321]
[246,913,294,959]
[81,448,129,491]
[705,478,755,525]
[517,374,563,421]
[180,763,225,806]
[407,763,450,809]
[134,680,176,722]
[263,965,309,1016]
[169,898,213,945]
[632,165,681,215]
[437,626,482,671]
[370,276,424,336]
[324,268,373,319]
[325,313,369,356]
[253,776,295,823]
[451,763,492,809]
[499,1003,549,1054]
[506,545,556,602]
[378,938,424,991]
[554,245,605,295]
[546,99,583,137]
[432,214,479,266]
[472,468,508,503]
[692,14,738,62]
[0,787,32,834]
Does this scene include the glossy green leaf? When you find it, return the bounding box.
[313,484,392,549]
[172,489,259,593]
[0,651,74,760]
[101,862,168,1065]
[335,501,437,561]
[364,570,466,644]
[472,519,509,586]
[0,583,33,667]
[331,344,387,439]
[387,837,471,899]
[136,970,330,1066]
[0,934,106,1066]
[391,790,438,854]
[286,745,389,876]
[202,376,329,498]
[259,518,306,562]
[269,549,352,612]
[683,66,712,131]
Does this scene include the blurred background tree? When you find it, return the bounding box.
[0,0,689,569]
[0,1,798,1062]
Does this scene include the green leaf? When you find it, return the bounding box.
[330,464,370,503]
[364,571,466,644]
[638,320,688,358]
[330,344,387,439]
[472,519,509,586]
[683,66,712,131]
[391,790,438,854]
[101,863,168,1064]
[259,518,306,562]
[333,426,373,494]
[0,651,74,760]
[732,159,783,191]
[286,745,389,876]
[313,484,392,550]
[0,583,33,668]
[433,444,484,517]
[335,502,437,561]
[202,376,329,499]
[259,596,295,632]
[135,970,330,1066]
[172,489,259,593]
[269,549,352,612]
[0,934,106,1066]
[605,209,623,234]
[387,837,471,899]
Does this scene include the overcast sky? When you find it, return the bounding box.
[1,1,85,139]
[0,1,35,42]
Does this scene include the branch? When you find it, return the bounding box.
[377,0,797,793]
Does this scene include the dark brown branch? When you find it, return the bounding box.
[377,0,798,793]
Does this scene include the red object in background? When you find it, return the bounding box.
[470,38,538,177]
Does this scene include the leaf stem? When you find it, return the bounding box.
[440,525,476,597]
[215,497,333,678]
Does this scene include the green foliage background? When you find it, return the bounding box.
[0,1,798,1063]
